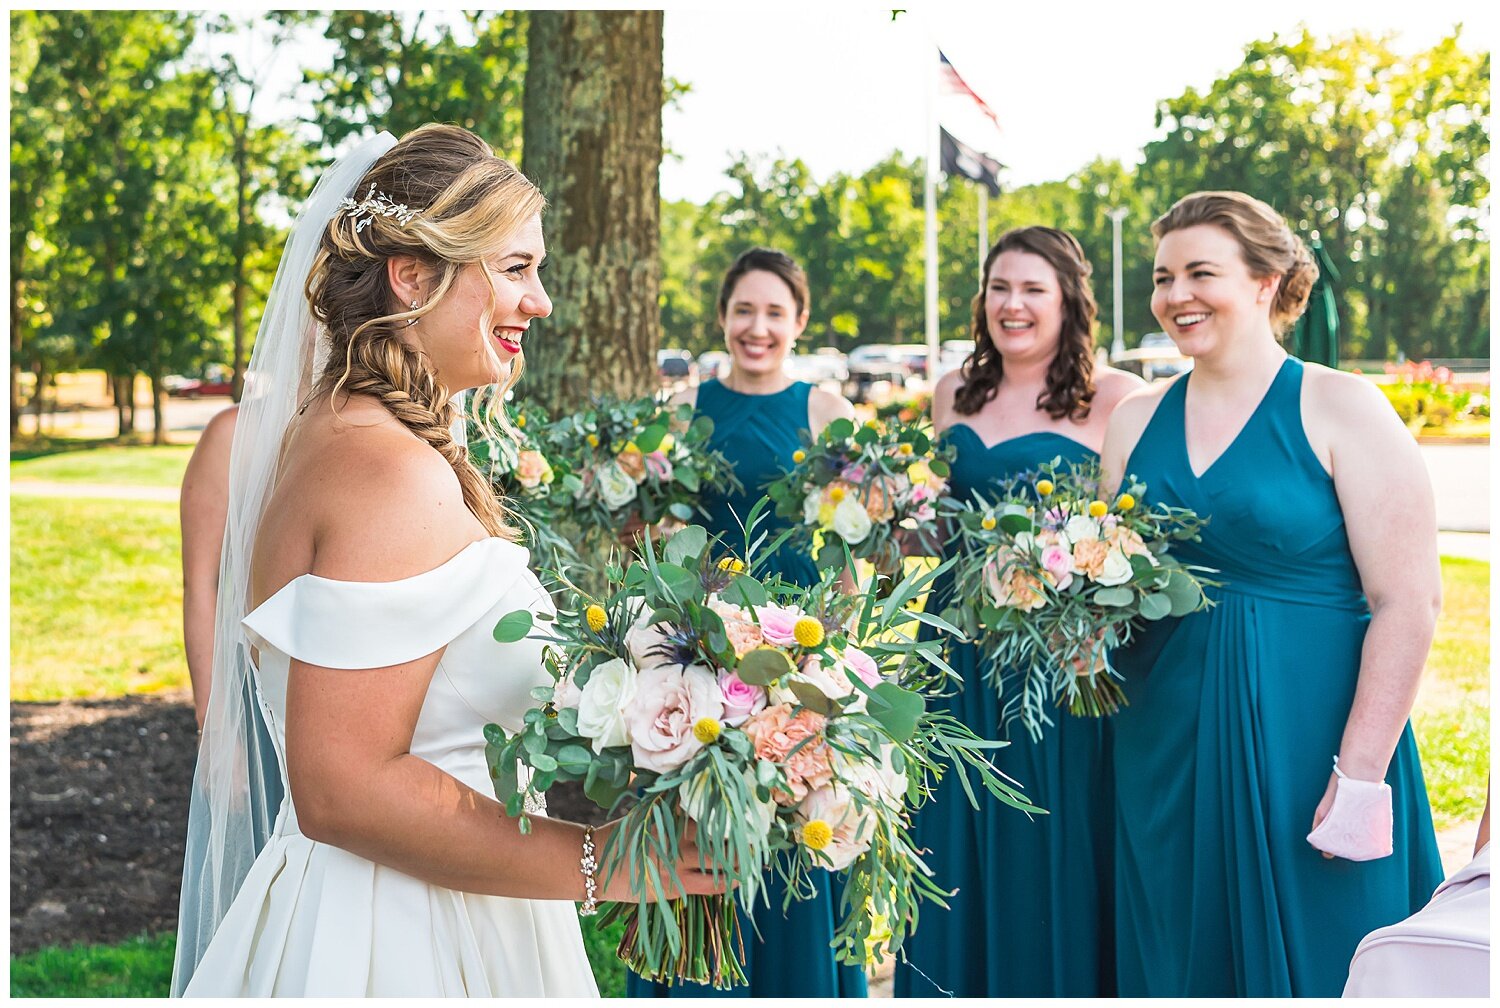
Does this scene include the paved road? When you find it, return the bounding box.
[1422,444,1490,533]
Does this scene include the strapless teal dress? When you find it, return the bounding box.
[627,378,866,998]
[893,426,1116,997]
[1111,357,1443,996]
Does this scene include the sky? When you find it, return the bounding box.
[205,2,1492,203]
[659,0,1494,201]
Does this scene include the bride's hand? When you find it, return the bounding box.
[593,819,735,903]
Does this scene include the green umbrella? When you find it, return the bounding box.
[1288,239,1340,367]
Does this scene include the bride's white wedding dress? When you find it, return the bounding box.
[184,537,598,996]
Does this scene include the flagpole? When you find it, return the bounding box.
[924,45,940,387]
[977,186,989,283]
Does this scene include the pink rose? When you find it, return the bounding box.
[644,450,674,482]
[718,671,767,726]
[754,604,801,647]
[839,645,882,688]
[743,703,835,805]
[1039,544,1075,591]
[841,463,868,483]
[624,665,724,774]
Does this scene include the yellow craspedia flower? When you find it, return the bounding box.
[1036,479,1055,496]
[660,433,675,452]
[586,433,600,447]
[980,514,997,531]
[692,717,722,744]
[1116,493,1136,512]
[793,617,825,648]
[516,414,527,428]
[624,440,640,454]
[792,449,807,464]
[897,443,913,456]
[829,486,847,503]
[864,419,880,430]
[717,556,746,574]
[585,604,608,633]
[801,819,833,850]
[1088,500,1108,518]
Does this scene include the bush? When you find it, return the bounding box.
[1374,360,1480,433]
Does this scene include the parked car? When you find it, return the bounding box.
[657,348,697,386]
[696,350,731,382]
[1112,332,1191,382]
[168,365,234,398]
[844,344,909,404]
[785,353,848,384]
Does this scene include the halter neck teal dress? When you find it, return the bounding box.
[627,377,865,998]
[892,426,1116,997]
[1111,357,1443,996]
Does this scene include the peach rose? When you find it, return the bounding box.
[743,703,836,805]
[1070,537,1111,580]
[514,449,552,489]
[709,599,764,658]
[616,445,647,483]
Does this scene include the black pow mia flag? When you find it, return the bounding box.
[939,127,1002,197]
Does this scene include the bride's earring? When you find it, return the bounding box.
[408,299,419,326]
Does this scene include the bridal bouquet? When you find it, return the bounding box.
[548,395,740,538]
[947,456,1214,738]
[484,511,1039,987]
[766,417,958,576]
[466,394,573,574]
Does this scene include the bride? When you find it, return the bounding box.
[172,124,726,996]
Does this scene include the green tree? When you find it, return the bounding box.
[298,10,528,161]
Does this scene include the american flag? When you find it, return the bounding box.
[939,49,999,129]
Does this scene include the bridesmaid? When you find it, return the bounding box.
[1101,191,1444,996]
[627,246,864,998]
[892,227,1143,997]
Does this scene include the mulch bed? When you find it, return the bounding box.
[9,690,604,955]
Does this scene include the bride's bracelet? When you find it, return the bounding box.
[579,825,599,916]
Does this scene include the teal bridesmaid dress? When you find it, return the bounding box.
[1111,356,1444,996]
[627,377,866,998]
[893,427,1116,997]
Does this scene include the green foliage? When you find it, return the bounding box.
[9,932,175,998]
[296,11,528,162]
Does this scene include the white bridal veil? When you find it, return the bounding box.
[171,132,399,994]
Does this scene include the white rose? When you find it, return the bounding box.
[830,495,872,545]
[624,613,673,670]
[788,656,856,704]
[1096,548,1134,587]
[796,782,875,871]
[624,664,724,774]
[596,461,639,511]
[1063,515,1100,544]
[575,658,637,752]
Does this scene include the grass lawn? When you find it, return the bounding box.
[10,496,187,700]
[10,442,193,487]
[1414,556,1491,829]
[9,917,631,997]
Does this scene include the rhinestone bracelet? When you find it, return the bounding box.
[579,825,599,916]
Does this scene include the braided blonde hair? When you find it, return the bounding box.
[304,124,545,539]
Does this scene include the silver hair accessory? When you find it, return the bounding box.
[337,183,421,232]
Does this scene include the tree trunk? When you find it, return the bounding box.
[521,10,663,414]
[150,369,166,445]
[113,372,129,434]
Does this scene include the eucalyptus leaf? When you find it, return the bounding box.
[869,682,925,742]
[664,524,709,567]
[1092,586,1136,607]
[998,512,1035,535]
[735,646,794,686]
[1138,591,1173,620]
[492,609,534,643]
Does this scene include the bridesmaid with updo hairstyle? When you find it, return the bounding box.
[893,226,1143,997]
[1100,191,1444,996]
